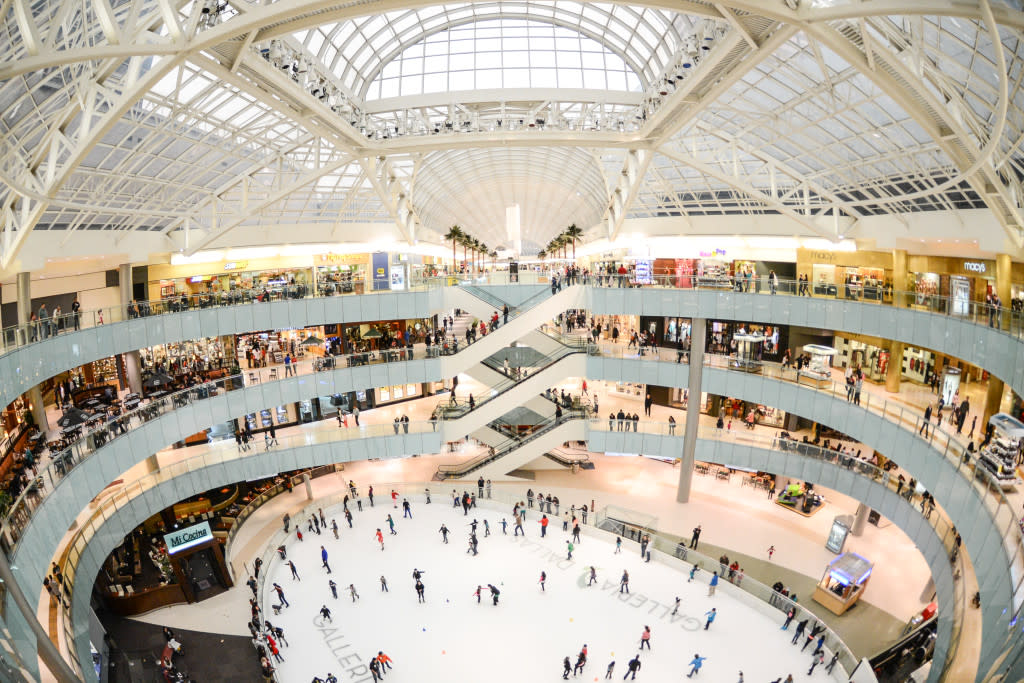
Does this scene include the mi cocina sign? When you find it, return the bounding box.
[164,521,212,555]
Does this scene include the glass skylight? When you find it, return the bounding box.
[366,19,642,99]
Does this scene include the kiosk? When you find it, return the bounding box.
[813,552,873,615]
[798,344,836,388]
[729,333,765,373]
[978,413,1024,490]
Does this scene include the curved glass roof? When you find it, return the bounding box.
[0,1,1022,262]
[366,18,643,100]
[298,2,696,98]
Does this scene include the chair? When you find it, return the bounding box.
[269,368,278,380]
[249,372,260,384]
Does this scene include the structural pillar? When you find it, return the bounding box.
[0,545,80,682]
[982,378,1006,433]
[996,253,1012,328]
[891,249,908,306]
[303,472,313,500]
[120,263,154,474]
[885,341,904,393]
[16,272,48,431]
[850,503,869,536]
[677,318,706,503]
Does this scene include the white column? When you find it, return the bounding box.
[677,318,705,503]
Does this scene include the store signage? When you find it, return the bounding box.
[164,521,212,555]
[808,250,837,263]
[698,249,727,258]
[371,252,390,291]
[223,261,248,271]
[318,252,366,265]
[963,261,987,273]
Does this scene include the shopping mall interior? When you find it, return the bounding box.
[0,2,1023,682]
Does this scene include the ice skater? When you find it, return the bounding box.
[704,608,716,630]
[514,512,524,536]
[615,537,622,554]
[566,540,574,560]
[488,583,500,605]
[573,648,587,676]
[807,651,824,675]
[439,523,449,543]
[562,656,572,679]
[348,584,360,602]
[319,605,332,622]
[501,518,508,534]
[345,508,353,528]
[539,571,546,591]
[620,570,630,594]
[708,572,718,596]
[415,579,425,602]
[767,545,775,561]
[484,519,490,536]
[321,546,331,573]
[329,579,337,599]
[287,560,300,581]
[688,564,699,582]
[686,654,706,677]
[572,523,581,544]
[376,652,393,674]
[671,597,681,616]
[473,585,482,603]
[272,583,288,607]
[380,576,389,592]
[402,499,412,518]
[605,661,615,679]
[624,654,641,679]
[332,520,339,539]
[368,658,381,682]
[640,626,651,649]
[376,528,384,550]
[391,489,399,508]
[386,514,397,535]
[588,566,597,586]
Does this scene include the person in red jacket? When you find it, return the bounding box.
[540,514,549,537]
[376,651,393,673]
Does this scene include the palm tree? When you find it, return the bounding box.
[459,233,470,268]
[564,224,583,260]
[537,249,547,261]
[443,225,463,271]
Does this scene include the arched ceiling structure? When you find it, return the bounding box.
[0,0,1023,266]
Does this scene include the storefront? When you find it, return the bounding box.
[906,256,997,313]
[796,248,892,301]
[374,383,423,406]
[241,404,298,433]
[147,255,317,302]
[592,314,639,343]
[139,338,228,374]
[316,252,369,295]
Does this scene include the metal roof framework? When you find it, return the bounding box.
[0,0,1021,265]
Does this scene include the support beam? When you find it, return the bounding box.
[677,317,705,503]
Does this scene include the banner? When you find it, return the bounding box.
[372,252,390,291]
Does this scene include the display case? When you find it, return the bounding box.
[729,333,764,373]
[275,406,289,424]
[799,344,836,388]
[977,437,1020,490]
[259,409,273,428]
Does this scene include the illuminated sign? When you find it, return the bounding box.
[163,521,212,555]
[223,261,248,271]
[698,249,727,258]
[963,262,987,273]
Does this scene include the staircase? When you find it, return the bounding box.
[435,412,589,480]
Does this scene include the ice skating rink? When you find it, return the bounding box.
[261,494,846,682]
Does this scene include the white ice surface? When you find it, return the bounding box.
[261,495,846,683]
